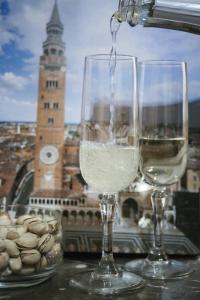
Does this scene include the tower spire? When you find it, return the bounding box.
[43,0,65,53]
[48,0,63,29]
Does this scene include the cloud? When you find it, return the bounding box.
[0,23,18,54]
[0,72,30,90]
[0,92,36,122]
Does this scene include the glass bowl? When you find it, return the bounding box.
[0,205,62,288]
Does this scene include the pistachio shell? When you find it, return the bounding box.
[15,232,38,250]
[0,252,9,270]
[43,216,55,223]
[9,257,22,273]
[7,229,20,240]
[20,266,35,275]
[16,215,42,226]
[16,215,32,225]
[48,220,59,234]
[0,213,12,226]
[16,226,27,236]
[36,256,48,271]
[28,222,49,236]
[21,249,41,265]
[4,239,20,258]
[24,216,42,226]
[38,234,55,254]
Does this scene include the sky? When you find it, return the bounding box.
[0,0,200,123]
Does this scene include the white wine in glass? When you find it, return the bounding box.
[80,141,139,193]
[125,60,191,280]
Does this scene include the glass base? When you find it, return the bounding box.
[125,258,193,280]
[69,269,145,296]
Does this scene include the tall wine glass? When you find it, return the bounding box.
[125,60,191,279]
[70,54,144,295]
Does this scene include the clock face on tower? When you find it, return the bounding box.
[39,145,59,165]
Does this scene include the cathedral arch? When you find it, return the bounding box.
[79,211,85,217]
[87,211,93,219]
[71,210,77,222]
[63,210,69,218]
[122,198,138,219]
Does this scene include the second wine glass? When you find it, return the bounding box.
[125,60,191,279]
[69,54,144,295]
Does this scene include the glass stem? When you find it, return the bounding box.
[92,194,120,279]
[148,189,169,262]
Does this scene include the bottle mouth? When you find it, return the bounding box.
[114,0,136,24]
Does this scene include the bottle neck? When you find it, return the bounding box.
[116,0,200,34]
[149,0,200,34]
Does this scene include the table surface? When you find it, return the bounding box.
[1,257,200,300]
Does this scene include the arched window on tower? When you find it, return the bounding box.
[48,118,54,125]
[46,81,59,89]
[51,48,57,55]
[53,103,59,110]
[44,102,50,110]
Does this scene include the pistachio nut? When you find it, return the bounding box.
[28,222,49,236]
[38,234,55,254]
[36,256,48,271]
[15,232,38,250]
[43,215,55,223]
[0,252,9,270]
[9,257,22,273]
[7,229,20,240]
[16,225,27,236]
[48,220,59,234]
[4,239,20,258]
[21,249,41,265]
[16,215,42,226]
[16,215,32,225]
[23,216,42,226]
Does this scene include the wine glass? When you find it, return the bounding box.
[125,60,191,279]
[69,54,144,295]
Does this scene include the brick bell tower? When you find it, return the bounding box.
[31,0,66,200]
